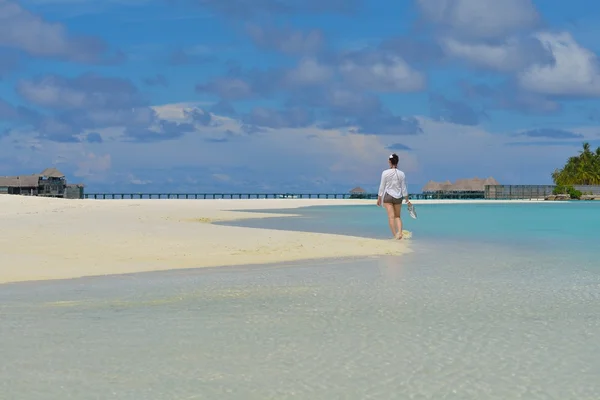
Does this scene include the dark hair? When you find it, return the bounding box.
[389,153,399,166]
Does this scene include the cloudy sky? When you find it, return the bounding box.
[1,0,600,193]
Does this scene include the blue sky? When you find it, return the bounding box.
[2,0,600,193]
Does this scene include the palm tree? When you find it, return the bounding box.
[552,142,600,185]
[594,147,600,184]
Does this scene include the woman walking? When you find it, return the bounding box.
[377,153,411,239]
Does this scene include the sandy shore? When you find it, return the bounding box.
[0,196,411,284]
[0,196,553,284]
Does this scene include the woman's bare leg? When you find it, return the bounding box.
[383,203,397,238]
[393,203,403,239]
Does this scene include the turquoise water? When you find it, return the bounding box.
[2,202,599,399]
[221,202,600,253]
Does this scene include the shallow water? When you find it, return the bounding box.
[2,202,600,399]
[2,248,599,399]
[220,201,600,250]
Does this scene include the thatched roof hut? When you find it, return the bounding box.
[453,178,484,191]
[422,181,441,192]
[349,186,366,194]
[439,180,453,191]
[483,177,500,186]
[40,168,65,178]
[0,167,67,190]
[421,177,500,192]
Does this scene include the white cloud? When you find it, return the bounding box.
[0,0,108,62]
[440,36,540,72]
[2,103,598,190]
[246,24,324,55]
[74,153,111,179]
[127,173,152,185]
[0,102,398,189]
[372,117,595,184]
[339,56,425,92]
[22,0,149,3]
[151,102,212,121]
[418,0,551,76]
[17,78,88,110]
[284,58,333,86]
[518,31,600,97]
[417,0,539,40]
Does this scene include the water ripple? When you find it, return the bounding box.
[1,245,599,399]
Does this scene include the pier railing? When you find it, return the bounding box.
[485,184,600,199]
[484,185,555,200]
[82,192,487,200]
[52,184,600,200]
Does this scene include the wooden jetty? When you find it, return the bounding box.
[82,192,487,200]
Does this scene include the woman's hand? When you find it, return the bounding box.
[376,196,382,207]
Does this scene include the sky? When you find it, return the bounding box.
[2,0,600,193]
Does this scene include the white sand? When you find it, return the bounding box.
[0,196,553,284]
[0,196,412,284]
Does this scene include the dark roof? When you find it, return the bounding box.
[0,175,41,187]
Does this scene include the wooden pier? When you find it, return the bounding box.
[82,192,487,200]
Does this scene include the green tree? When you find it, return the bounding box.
[552,142,600,185]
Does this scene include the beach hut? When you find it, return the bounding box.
[0,167,84,198]
[483,177,500,186]
[349,186,367,198]
[421,176,500,197]
[40,167,65,179]
[0,175,41,195]
[37,168,67,197]
[451,179,471,191]
[422,181,441,193]
[457,178,486,191]
[439,180,453,192]
[482,177,501,198]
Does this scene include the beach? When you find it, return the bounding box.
[2,196,598,399]
[0,195,410,284]
[0,196,549,284]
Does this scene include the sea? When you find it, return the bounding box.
[1,201,599,399]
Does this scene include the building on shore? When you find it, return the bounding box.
[0,168,84,199]
[422,177,500,195]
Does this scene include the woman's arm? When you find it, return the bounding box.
[402,176,410,203]
[377,171,386,206]
[402,175,410,204]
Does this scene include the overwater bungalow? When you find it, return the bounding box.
[349,186,368,198]
[0,168,84,199]
[421,177,500,199]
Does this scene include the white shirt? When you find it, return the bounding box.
[378,168,407,199]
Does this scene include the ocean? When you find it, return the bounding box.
[1,202,599,399]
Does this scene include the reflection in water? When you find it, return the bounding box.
[1,244,599,400]
[376,255,405,281]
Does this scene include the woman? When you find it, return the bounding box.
[377,153,411,239]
